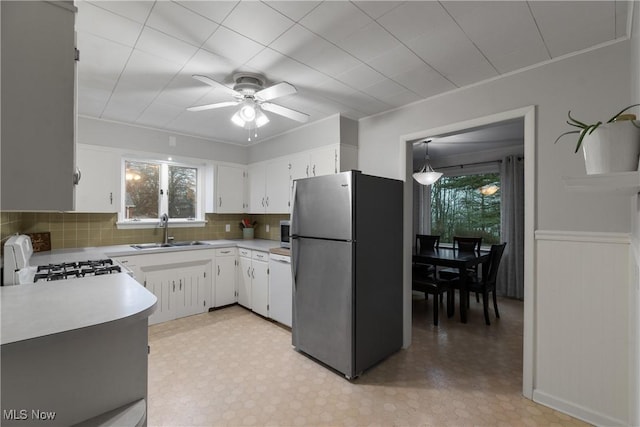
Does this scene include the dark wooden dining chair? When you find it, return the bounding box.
[447,243,506,325]
[438,236,483,283]
[416,234,440,253]
[413,235,440,279]
[412,270,451,326]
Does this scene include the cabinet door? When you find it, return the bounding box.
[215,255,237,307]
[1,1,76,211]
[75,145,120,212]
[310,147,337,177]
[247,163,266,213]
[265,158,290,213]
[237,256,252,308]
[289,154,310,212]
[216,164,245,213]
[176,263,210,318]
[144,269,176,325]
[251,260,269,318]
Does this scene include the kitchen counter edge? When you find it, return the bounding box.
[1,273,157,345]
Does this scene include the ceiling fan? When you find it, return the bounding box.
[187,73,309,137]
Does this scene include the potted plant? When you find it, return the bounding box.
[555,104,640,174]
[240,218,257,239]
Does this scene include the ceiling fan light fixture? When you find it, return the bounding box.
[231,110,246,127]
[239,103,256,122]
[255,108,269,127]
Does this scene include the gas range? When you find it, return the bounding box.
[33,259,122,283]
[3,235,130,286]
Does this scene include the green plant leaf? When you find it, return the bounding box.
[554,130,580,145]
[566,120,586,129]
[567,111,589,128]
[606,104,640,123]
[575,129,589,153]
[587,122,602,135]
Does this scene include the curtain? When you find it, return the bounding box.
[498,155,524,299]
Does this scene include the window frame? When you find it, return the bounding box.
[116,156,206,229]
[427,164,502,248]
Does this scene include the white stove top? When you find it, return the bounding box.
[4,235,131,285]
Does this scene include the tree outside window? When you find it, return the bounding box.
[124,160,198,221]
[430,173,501,244]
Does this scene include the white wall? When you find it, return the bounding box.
[358,39,634,425]
[77,116,247,164]
[359,40,631,233]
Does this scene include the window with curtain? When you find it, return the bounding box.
[430,173,501,245]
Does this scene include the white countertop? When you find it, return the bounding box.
[1,273,157,345]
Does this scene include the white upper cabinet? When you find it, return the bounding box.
[248,162,267,213]
[248,159,290,214]
[1,1,77,211]
[265,158,291,213]
[215,164,246,213]
[248,144,358,215]
[75,145,120,212]
[309,146,338,177]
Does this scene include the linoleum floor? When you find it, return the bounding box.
[147,295,588,426]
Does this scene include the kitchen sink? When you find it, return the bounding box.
[169,241,210,247]
[130,241,210,250]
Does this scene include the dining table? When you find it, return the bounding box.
[413,247,490,323]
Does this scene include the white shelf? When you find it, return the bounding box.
[563,171,640,195]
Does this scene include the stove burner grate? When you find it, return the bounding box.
[33,259,121,283]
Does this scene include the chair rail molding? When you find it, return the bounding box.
[535,230,631,244]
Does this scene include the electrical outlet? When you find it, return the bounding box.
[225,224,230,232]
[266,224,270,233]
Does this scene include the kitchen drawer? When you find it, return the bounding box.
[215,247,237,257]
[238,248,251,258]
[252,251,268,262]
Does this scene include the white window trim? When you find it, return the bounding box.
[116,156,206,230]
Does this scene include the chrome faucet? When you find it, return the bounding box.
[160,213,169,244]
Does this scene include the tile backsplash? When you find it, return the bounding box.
[1,212,290,251]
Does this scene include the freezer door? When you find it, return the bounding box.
[292,237,354,377]
[291,172,353,241]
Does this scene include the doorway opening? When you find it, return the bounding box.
[400,106,536,399]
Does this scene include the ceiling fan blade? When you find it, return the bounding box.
[192,75,242,98]
[261,102,309,123]
[186,101,239,112]
[254,82,297,102]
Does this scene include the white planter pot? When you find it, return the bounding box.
[582,121,640,174]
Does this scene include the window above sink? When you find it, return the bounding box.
[117,157,207,229]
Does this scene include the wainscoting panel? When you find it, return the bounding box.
[535,231,631,426]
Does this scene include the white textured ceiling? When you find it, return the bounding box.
[76,1,629,146]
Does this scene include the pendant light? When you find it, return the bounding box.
[413,140,442,186]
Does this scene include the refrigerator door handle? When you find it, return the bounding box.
[290,180,298,237]
[291,236,298,288]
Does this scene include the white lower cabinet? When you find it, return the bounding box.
[251,251,269,318]
[114,250,214,325]
[214,247,237,307]
[238,249,252,309]
[237,248,269,317]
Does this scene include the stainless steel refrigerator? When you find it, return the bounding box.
[291,170,403,379]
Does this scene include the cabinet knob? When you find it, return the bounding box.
[73,167,82,185]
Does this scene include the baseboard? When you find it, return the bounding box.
[533,390,627,427]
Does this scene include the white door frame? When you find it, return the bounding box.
[398,105,536,399]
